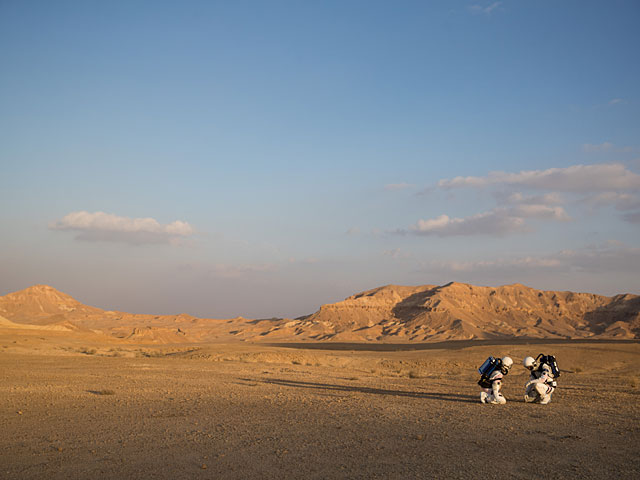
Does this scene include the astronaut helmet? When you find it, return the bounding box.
[523,356,536,370]
[500,356,513,374]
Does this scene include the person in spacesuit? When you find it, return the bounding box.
[523,355,558,404]
[479,356,513,404]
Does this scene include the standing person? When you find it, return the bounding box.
[478,356,513,404]
[523,354,559,404]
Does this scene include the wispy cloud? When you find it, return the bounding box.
[584,192,640,211]
[418,242,640,276]
[208,263,277,278]
[468,2,501,15]
[608,98,624,105]
[583,142,633,153]
[383,248,410,259]
[623,212,640,224]
[287,257,320,265]
[425,256,563,273]
[437,163,640,192]
[582,142,614,153]
[494,191,565,206]
[50,211,195,245]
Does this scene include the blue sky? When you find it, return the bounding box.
[1,1,639,318]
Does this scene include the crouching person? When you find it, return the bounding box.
[523,354,560,404]
[478,356,513,404]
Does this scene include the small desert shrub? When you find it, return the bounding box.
[96,389,115,395]
[137,350,164,358]
[80,347,97,355]
[408,370,420,379]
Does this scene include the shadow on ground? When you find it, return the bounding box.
[241,377,477,404]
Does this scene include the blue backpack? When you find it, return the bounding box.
[477,356,501,388]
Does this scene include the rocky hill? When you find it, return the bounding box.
[1,282,639,343]
[0,285,103,324]
[0,285,241,343]
[258,282,640,342]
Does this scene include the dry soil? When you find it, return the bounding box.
[1,336,639,479]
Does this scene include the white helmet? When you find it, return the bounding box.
[500,356,513,374]
[523,356,536,370]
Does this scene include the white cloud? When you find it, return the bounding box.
[509,204,570,220]
[395,163,638,239]
[403,203,569,237]
[437,163,640,192]
[407,210,527,237]
[50,211,195,245]
[608,98,624,105]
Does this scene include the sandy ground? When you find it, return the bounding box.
[1,334,639,479]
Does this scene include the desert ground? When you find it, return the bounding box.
[1,331,639,479]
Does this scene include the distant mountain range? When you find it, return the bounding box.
[1,283,639,343]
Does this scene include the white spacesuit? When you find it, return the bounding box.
[480,356,513,404]
[523,356,557,404]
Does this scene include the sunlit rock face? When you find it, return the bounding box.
[1,282,638,343]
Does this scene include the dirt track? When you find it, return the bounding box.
[1,341,639,479]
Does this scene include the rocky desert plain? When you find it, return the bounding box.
[1,282,639,479]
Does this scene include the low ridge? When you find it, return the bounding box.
[1,282,638,343]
